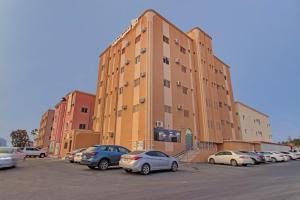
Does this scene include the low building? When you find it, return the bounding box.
[0,137,7,146]
[36,109,55,150]
[235,101,272,142]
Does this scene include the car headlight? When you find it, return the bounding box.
[0,157,12,160]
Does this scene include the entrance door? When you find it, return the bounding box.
[185,129,193,150]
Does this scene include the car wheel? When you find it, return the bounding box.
[171,162,178,172]
[124,169,132,173]
[271,157,277,162]
[230,159,238,167]
[39,153,45,158]
[98,159,109,170]
[88,166,96,169]
[69,160,74,163]
[141,164,151,175]
[209,158,215,164]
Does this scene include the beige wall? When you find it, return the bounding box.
[235,102,272,142]
[36,109,54,150]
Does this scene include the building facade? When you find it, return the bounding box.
[93,9,239,156]
[235,101,272,142]
[36,109,54,150]
[49,91,96,157]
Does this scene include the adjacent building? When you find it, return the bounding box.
[93,9,239,157]
[35,109,55,150]
[0,137,7,146]
[235,101,272,142]
[49,90,97,157]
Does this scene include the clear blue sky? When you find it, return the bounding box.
[0,0,299,143]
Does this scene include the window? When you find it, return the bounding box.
[121,48,125,54]
[135,35,141,43]
[181,65,187,73]
[154,128,181,143]
[120,66,125,73]
[155,151,168,157]
[219,102,223,108]
[163,79,170,88]
[119,87,123,94]
[224,76,227,80]
[64,143,68,149]
[81,107,88,113]
[182,86,188,95]
[184,110,189,117]
[180,46,186,54]
[135,55,141,64]
[164,105,172,113]
[107,146,118,152]
[133,104,139,113]
[163,35,169,44]
[133,78,140,87]
[163,57,170,64]
[79,124,86,129]
[118,147,129,154]
[215,152,225,156]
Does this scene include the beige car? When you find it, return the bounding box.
[208,151,254,166]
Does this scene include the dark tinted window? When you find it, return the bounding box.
[146,151,158,157]
[225,152,233,155]
[118,147,129,154]
[128,151,145,155]
[215,152,225,156]
[107,146,118,152]
[155,151,168,157]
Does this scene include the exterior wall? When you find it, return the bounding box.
[235,102,272,142]
[93,9,241,155]
[36,109,54,151]
[49,100,67,156]
[260,142,290,152]
[218,141,261,152]
[60,130,101,158]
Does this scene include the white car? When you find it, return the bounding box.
[290,150,300,159]
[208,151,253,166]
[74,149,86,163]
[281,151,298,160]
[257,152,272,162]
[262,151,286,162]
[21,147,47,158]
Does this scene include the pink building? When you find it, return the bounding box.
[49,90,95,157]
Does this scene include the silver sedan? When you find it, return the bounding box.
[0,147,18,169]
[119,151,178,175]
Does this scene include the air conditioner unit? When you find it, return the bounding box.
[155,121,164,128]
[140,72,146,78]
[176,81,182,87]
[125,40,130,47]
[124,81,129,87]
[175,58,180,64]
[139,97,146,104]
[125,59,130,65]
[174,38,180,44]
[140,48,146,54]
[177,105,183,110]
[122,105,128,110]
[141,27,147,33]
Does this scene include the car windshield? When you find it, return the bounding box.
[128,151,145,155]
[86,147,98,152]
[0,148,14,154]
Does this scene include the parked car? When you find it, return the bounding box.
[261,151,286,162]
[257,152,272,162]
[74,149,87,163]
[80,145,130,170]
[119,150,178,175]
[66,148,86,163]
[280,151,298,160]
[240,151,265,164]
[208,151,253,166]
[0,147,18,168]
[290,150,300,159]
[20,147,47,158]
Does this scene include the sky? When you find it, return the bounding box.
[0,0,299,144]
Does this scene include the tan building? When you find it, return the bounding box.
[36,109,55,150]
[235,101,272,142]
[93,9,240,157]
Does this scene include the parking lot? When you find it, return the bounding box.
[1,159,300,200]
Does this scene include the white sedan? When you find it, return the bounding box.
[208,151,253,166]
[74,149,86,163]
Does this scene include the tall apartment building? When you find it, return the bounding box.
[93,9,239,156]
[235,101,272,142]
[49,90,97,157]
[36,109,54,150]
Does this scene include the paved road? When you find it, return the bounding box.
[1,159,300,200]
